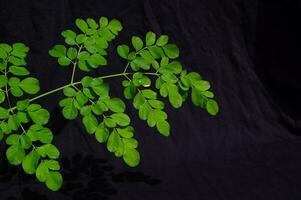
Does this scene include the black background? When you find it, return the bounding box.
[1,0,301,199]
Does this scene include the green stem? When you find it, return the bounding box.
[7,71,159,112]
[70,45,83,84]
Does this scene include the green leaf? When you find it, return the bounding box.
[123,82,136,99]
[49,45,66,58]
[95,124,109,143]
[75,18,89,33]
[90,79,109,96]
[0,48,7,59]
[6,144,25,165]
[156,35,169,46]
[131,57,150,70]
[131,36,143,51]
[107,19,122,34]
[11,49,26,58]
[123,138,138,149]
[133,92,146,109]
[0,43,12,52]
[81,76,93,87]
[99,28,115,41]
[58,56,71,66]
[10,86,24,97]
[161,61,182,74]
[107,130,121,152]
[46,171,63,191]
[117,126,134,138]
[104,118,116,128]
[8,56,26,66]
[67,47,77,60]
[78,51,90,61]
[76,34,87,44]
[148,100,164,109]
[75,92,88,107]
[22,150,40,174]
[141,89,157,99]
[36,144,60,159]
[9,66,30,76]
[20,77,40,94]
[123,148,140,167]
[167,84,183,108]
[0,107,9,119]
[87,54,107,68]
[16,112,29,123]
[139,50,154,64]
[99,17,108,27]
[36,161,49,182]
[138,103,151,120]
[0,75,8,88]
[107,98,126,113]
[162,44,179,59]
[0,91,5,103]
[117,45,129,59]
[62,101,78,120]
[111,113,130,127]
[186,72,202,83]
[87,18,98,29]
[206,99,219,116]
[82,114,98,134]
[201,91,214,98]
[27,104,42,111]
[63,87,77,97]
[194,80,210,91]
[161,73,178,83]
[28,108,50,125]
[0,122,11,134]
[156,120,170,136]
[13,43,29,52]
[61,29,76,39]
[168,91,182,108]
[6,134,19,145]
[148,46,165,59]
[20,135,32,149]
[147,109,167,127]
[45,160,60,170]
[28,127,53,144]
[7,115,18,131]
[145,31,156,46]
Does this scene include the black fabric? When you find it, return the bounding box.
[1,0,301,199]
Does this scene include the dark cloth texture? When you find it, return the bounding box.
[0,0,301,199]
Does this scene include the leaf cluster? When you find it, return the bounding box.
[0,43,62,191]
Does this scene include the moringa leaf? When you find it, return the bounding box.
[156,35,169,46]
[131,36,143,51]
[206,99,219,116]
[19,77,40,94]
[145,31,156,46]
[107,98,125,113]
[117,45,129,59]
[6,144,25,165]
[49,45,66,58]
[75,18,89,33]
[22,150,40,174]
[162,44,179,59]
[45,171,63,191]
[123,148,140,167]
[9,66,30,76]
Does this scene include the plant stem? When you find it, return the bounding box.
[8,72,158,112]
[70,45,83,84]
